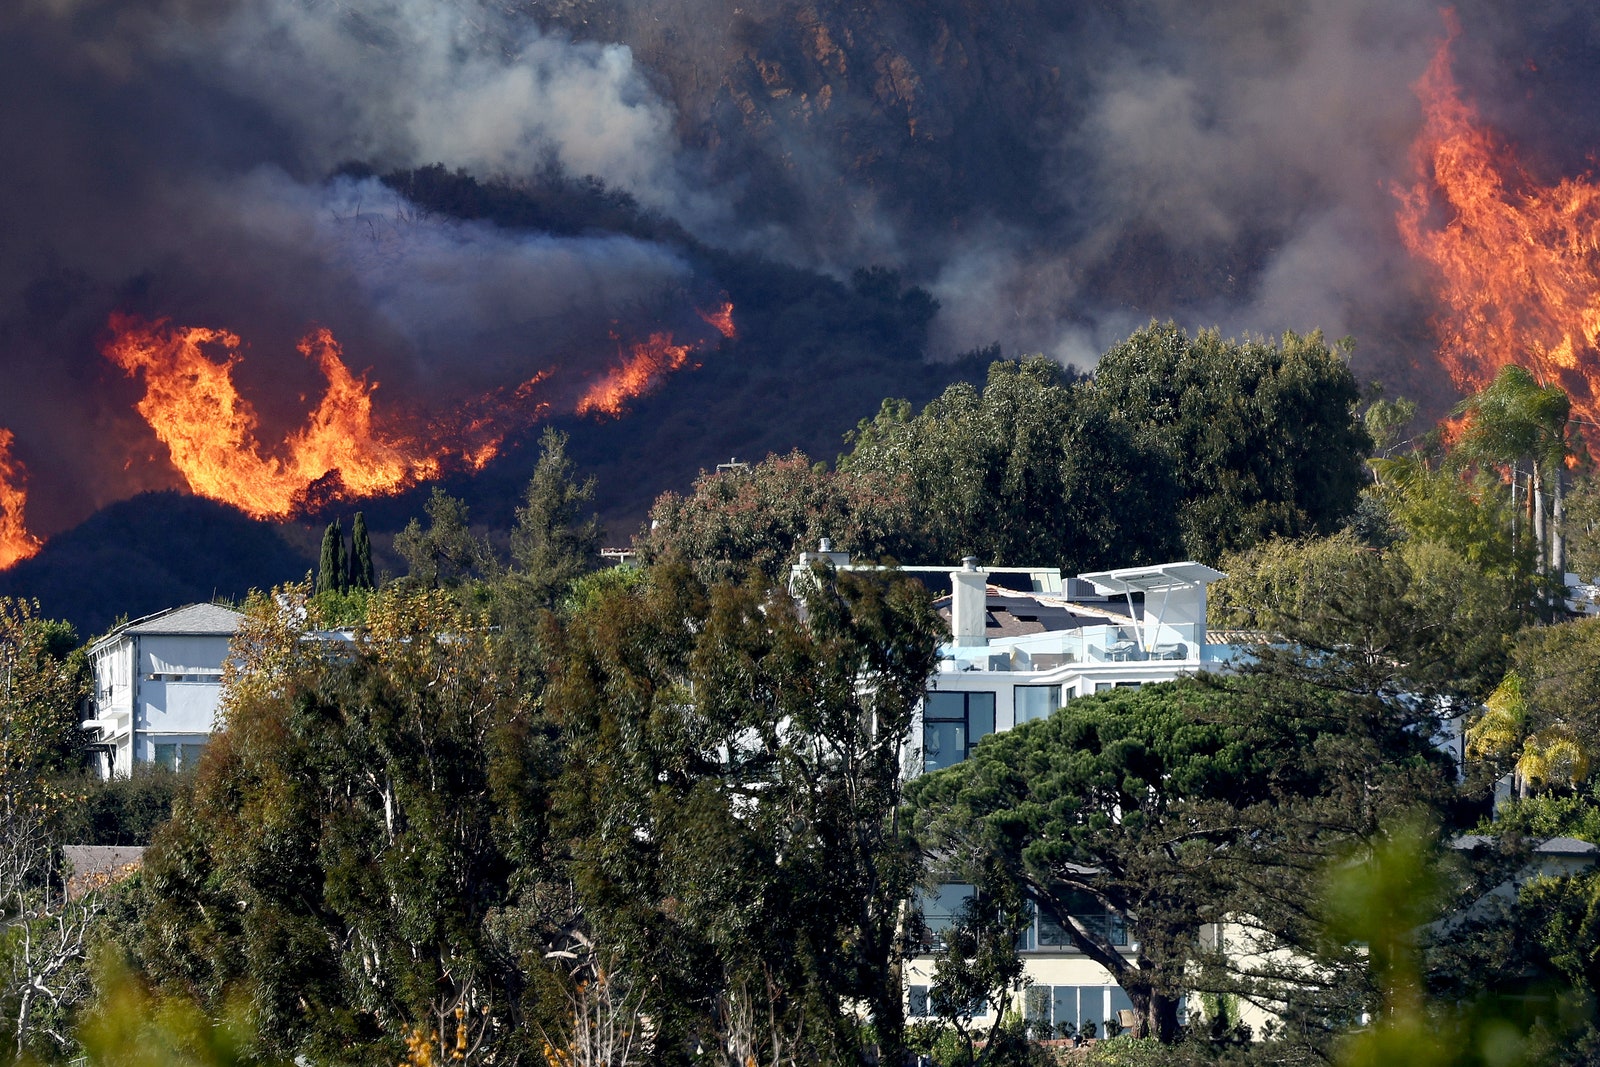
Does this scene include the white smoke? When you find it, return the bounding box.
[168,0,727,234]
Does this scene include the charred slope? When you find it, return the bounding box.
[368,169,992,539]
[0,493,313,640]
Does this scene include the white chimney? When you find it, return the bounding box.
[950,556,988,647]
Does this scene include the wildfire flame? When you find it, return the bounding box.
[0,300,739,569]
[1396,14,1600,426]
[698,300,738,340]
[575,332,697,418]
[103,314,441,520]
[576,302,734,418]
[0,431,42,570]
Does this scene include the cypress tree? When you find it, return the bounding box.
[352,512,376,590]
[316,519,343,595]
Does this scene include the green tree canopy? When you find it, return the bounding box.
[350,512,375,591]
[636,449,919,584]
[393,489,493,591]
[1211,532,1523,702]
[840,357,1181,571]
[127,583,556,1066]
[503,428,602,611]
[1088,323,1371,561]
[544,562,942,1065]
[906,670,1456,1049]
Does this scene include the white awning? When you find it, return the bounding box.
[1077,561,1226,596]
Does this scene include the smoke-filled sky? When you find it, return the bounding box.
[2,0,1598,535]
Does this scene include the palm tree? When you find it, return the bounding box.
[1453,366,1573,583]
[1468,670,1593,797]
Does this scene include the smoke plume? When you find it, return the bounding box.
[1,0,1596,537]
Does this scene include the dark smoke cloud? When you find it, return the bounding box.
[0,0,706,532]
[1,0,1595,535]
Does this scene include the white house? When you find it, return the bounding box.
[790,547,1239,1035]
[81,603,244,778]
[906,557,1236,1035]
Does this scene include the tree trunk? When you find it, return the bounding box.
[1146,991,1181,1043]
[1532,462,1547,576]
[1553,458,1567,585]
[1124,984,1181,1043]
[867,979,906,1067]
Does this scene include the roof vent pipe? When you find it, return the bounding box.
[951,559,988,647]
[820,538,832,552]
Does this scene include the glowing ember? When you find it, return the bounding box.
[102,314,437,520]
[0,431,42,570]
[576,332,697,418]
[1396,14,1600,426]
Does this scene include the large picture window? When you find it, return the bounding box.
[1014,684,1062,724]
[923,691,995,772]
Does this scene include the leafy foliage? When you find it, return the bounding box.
[128,583,556,1065]
[1211,532,1522,702]
[1088,324,1370,561]
[545,562,941,1065]
[504,428,602,610]
[841,357,1181,572]
[908,670,1456,1051]
[637,449,919,583]
[393,489,495,592]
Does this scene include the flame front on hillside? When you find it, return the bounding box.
[102,315,443,521]
[67,300,736,547]
[1396,15,1600,426]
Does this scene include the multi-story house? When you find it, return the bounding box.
[81,603,244,778]
[793,547,1235,1037]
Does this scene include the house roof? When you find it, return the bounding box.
[1452,834,1599,856]
[932,587,1137,639]
[92,603,244,651]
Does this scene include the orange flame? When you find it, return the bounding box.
[0,431,42,570]
[575,303,734,418]
[575,332,697,418]
[87,300,731,534]
[102,314,440,520]
[698,300,738,340]
[1396,15,1600,425]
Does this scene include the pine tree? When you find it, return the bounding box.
[351,512,375,591]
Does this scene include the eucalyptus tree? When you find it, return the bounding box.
[545,561,942,1066]
[130,583,557,1066]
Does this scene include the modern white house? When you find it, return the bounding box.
[81,603,244,778]
[907,556,1236,1035]
[791,547,1240,1035]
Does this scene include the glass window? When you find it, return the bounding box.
[908,985,931,1018]
[922,692,995,771]
[1095,682,1114,693]
[154,744,178,771]
[181,743,207,769]
[1015,685,1061,724]
[916,883,974,949]
[1052,987,1077,1034]
[1037,900,1074,947]
[1033,892,1128,949]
